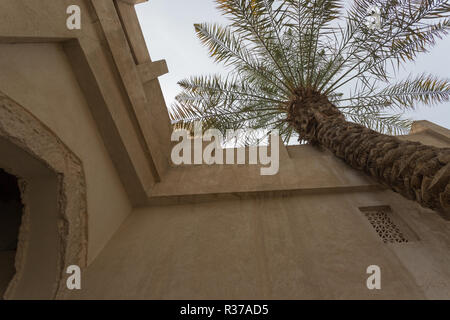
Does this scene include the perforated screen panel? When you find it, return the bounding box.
[363,208,409,243]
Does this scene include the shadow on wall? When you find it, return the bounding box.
[0,168,23,299]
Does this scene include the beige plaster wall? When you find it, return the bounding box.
[0,43,132,264]
[147,141,378,204]
[69,129,450,299]
[71,187,450,299]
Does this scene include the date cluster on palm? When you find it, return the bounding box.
[288,91,450,219]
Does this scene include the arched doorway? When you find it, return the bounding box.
[0,91,88,299]
[0,169,23,298]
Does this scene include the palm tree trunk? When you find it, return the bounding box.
[288,92,450,219]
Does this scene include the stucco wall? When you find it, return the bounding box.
[70,132,450,299]
[0,43,132,263]
[70,186,449,299]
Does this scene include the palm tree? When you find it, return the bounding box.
[170,0,450,218]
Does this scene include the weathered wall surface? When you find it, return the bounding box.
[0,43,132,263]
[70,125,450,299]
[399,120,450,148]
[70,186,449,299]
[147,141,378,204]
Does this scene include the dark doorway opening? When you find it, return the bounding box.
[0,168,23,298]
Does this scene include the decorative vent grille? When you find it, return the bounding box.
[363,208,409,243]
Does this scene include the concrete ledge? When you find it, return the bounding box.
[115,0,151,64]
[410,120,450,143]
[92,0,166,182]
[137,60,169,83]
[113,0,173,180]
[145,143,380,205]
[400,120,450,148]
[117,0,147,5]
[146,184,386,207]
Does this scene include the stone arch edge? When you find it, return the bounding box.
[0,91,88,299]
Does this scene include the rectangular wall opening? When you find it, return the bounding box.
[359,206,420,244]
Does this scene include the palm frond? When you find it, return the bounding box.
[338,74,450,111]
[170,0,450,145]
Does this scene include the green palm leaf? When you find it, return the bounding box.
[171,0,450,142]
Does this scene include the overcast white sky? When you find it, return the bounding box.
[135,0,450,130]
